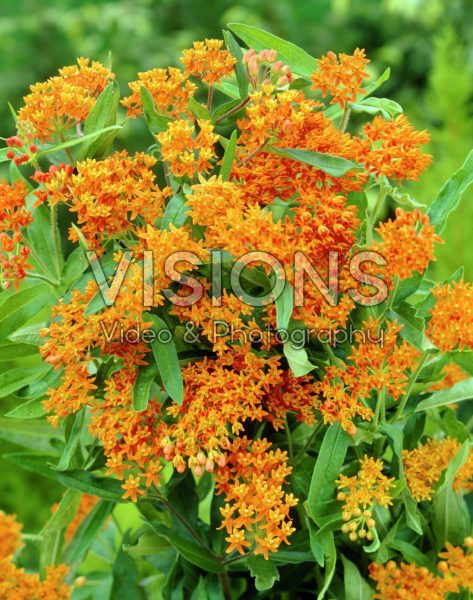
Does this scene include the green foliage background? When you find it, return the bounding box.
[0,0,472,541]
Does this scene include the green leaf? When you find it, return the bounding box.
[149,522,223,573]
[390,540,436,570]
[110,532,142,600]
[0,284,54,340]
[140,86,173,136]
[341,555,373,600]
[283,343,316,377]
[77,81,120,160]
[308,424,349,523]
[428,149,473,233]
[432,484,470,547]
[56,470,125,502]
[247,555,280,591]
[224,30,249,98]
[393,271,424,304]
[148,314,184,405]
[415,377,473,412]
[268,147,360,177]
[3,452,58,479]
[60,247,89,288]
[351,97,402,119]
[0,417,61,452]
[436,440,470,493]
[132,364,157,412]
[317,530,337,600]
[35,125,121,159]
[55,409,85,471]
[8,321,47,345]
[5,396,47,419]
[65,500,115,563]
[364,527,381,553]
[228,23,318,78]
[40,489,82,578]
[188,97,213,121]
[0,364,50,398]
[386,302,434,352]
[162,192,189,231]
[275,281,294,331]
[220,130,237,181]
[0,342,37,361]
[123,532,171,558]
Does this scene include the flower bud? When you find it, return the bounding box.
[74,576,87,588]
[194,465,203,477]
[349,532,358,542]
[465,536,473,548]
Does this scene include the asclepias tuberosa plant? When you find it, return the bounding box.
[0,23,473,600]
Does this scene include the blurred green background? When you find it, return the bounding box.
[1,0,472,532]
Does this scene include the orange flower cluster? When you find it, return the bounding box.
[310,48,370,108]
[337,456,395,541]
[41,151,171,250]
[0,561,71,600]
[18,57,113,142]
[0,179,33,290]
[403,436,473,501]
[163,345,319,473]
[180,39,236,85]
[371,208,442,284]
[370,540,473,599]
[215,437,297,558]
[0,511,23,558]
[315,319,419,432]
[359,115,432,182]
[157,119,218,178]
[122,67,196,118]
[426,279,473,352]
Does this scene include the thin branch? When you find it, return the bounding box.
[215,96,250,123]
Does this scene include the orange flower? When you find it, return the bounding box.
[310,48,370,108]
[18,57,113,142]
[157,118,218,178]
[122,67,196,118]
[359,115,432,182]
[122,474,145,502]
[403,436,473,501]
[180,39,236,85]
[426,279,473,352]
[42,151,171,250]
[0,512,23,558]
[0,560,71,600]
[371,207,442,284]
[215,437,297,558]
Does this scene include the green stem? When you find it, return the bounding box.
[366,183,388,245]
[236,140,269,167]
[26,271,59,287]
[50,203,62,279]
[207,84,214,112]
[391,352,430,423]
[59,130,74,163]
[373,387,386,429]
[339,104,351,133]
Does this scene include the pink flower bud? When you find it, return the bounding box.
[242,48,255,65]
[248,56,259,76]
[266,49,277,63]
[205,459,214,472]
[276,76,289,87]
[272,60,283,73]
[194,465,203,477]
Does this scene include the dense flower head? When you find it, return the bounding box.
[18,57,113,142]
[0,512,23,558]
[215,437,298,558]
[180,39,236,85]
[403,436,473,501]
[426,279,473,352]
[157,119,218,177]
[41,151,172,250]
[337,456,395,541]
[371,207,443,283]
[0,560,71,600]
[310,48,370,108]
[359,115,432,182]
[122,67,196,118]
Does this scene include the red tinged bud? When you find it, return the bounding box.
[29,144,38,153]
[6,150,15,160]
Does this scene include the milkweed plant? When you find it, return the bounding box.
[1,23,473,600]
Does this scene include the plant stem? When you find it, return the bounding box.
[152,485,219,558]
[26,271,59,286]
[50,203,62,279]
[207,85,214,112]
[339,104,351,133]
[284,419,293,458]
[366,183,388,245]
[391,351,430,423]
[215,96,250,123]
[219,571,232,600]
[59,130,74,163]
[373,387,386,429]
[236,140,268,167]
[292,421,323,467]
